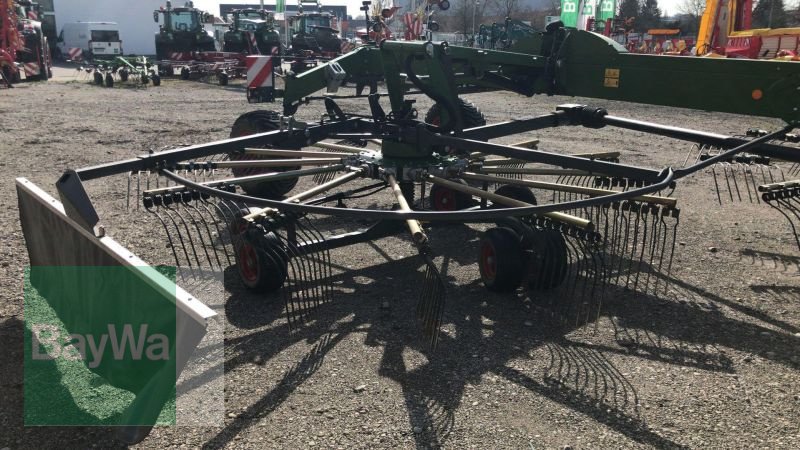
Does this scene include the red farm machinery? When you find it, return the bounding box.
[0,0,51,86]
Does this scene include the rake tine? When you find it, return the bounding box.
[622,202,640,289]
[721,164,736,202]
[663,208,680,295]
[710,165,723,205]
[199,198,235,266]
[631,204,650,294]
[295,217,332,307]
[177,195,218,269]
[614,202,631,286]
[560,229,583,324]
[388,174,445,349]
[144,199,188,281]
[271,222,314,327]
[185,194,226,270]
[290,219,324,311]
[162,197,206,270]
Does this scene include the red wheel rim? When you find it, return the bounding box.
[238,242,259,282]
[433,187,456,211]
[480,241,496,281]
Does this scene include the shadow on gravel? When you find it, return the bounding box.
[5,226,798,449]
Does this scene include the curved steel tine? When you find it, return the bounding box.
[145,200,187,281]
[185,196,226,270]
[631,204,649,293]
[199,198,235,266]
[178,196,218,270]
[663,209,680,295]
[614,202,631,286]
[151,198,197,278]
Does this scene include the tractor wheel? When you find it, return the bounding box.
[492,185,537,207]
[429,183,472,211]
[218,72,229,86]
[119,68,129,82]
[93,71,103,85]
[479,227,526,292]
[229,110,298,198]
[235,231,289,293]
[105,72,114,88]
[424,98,486,129]
[527,229,569,290]
[151,74,161,86]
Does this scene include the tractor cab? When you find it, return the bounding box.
[288,12,340,55]
[222,9,280,55]
[153,1,215,60]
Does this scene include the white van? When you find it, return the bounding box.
[57,22,122,59]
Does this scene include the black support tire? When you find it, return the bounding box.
[93,71,103,85]
[235,231,289,293]
[479,227,525,292]
[151,74,161,86]
[229,110,298,198]
[429,183,472,211]
[424,98,486,129]
[104,73,114,88]
[527,229,569,290]
[492,185,537,207]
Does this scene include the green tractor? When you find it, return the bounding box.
[476,17,537,51]
[286,1,342,72]
[153,0,215,61]
[222,9,281,55]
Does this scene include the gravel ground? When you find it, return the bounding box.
[0,71,799,449]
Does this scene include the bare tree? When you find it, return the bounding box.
[678,0,706,30]
[495,0,520,19]
[444,0,496,35]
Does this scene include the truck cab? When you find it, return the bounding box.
[57,22,122,59]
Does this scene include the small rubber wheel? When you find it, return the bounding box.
[439,0,451,10]
[527,229,569,290]
[119,68,129,82]
[151,74,161,86]
[104,72,114,88]
[180,67,190,80]
[229,110,298,198]
[479,227,525,292]
[235,231,289,293]
[429,184,471,211]
[492,185,537,207]
[218,72,229,86]
[93,71,103,85]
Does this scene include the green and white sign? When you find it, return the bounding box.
[561,0,580,27]
[597,0,616,22]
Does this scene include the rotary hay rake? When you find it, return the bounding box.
[16,26,800,442]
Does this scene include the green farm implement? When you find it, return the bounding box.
[77,55,161,87]
[16,21,800,443]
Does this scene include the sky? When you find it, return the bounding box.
[191,0,683,19]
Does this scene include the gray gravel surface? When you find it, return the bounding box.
[0,75,798,449]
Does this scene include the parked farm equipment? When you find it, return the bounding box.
[153,1,216,63]
[0,0,51,84]
[222,8,281,56]
[16,22,800,443]
[75,56,160,87]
